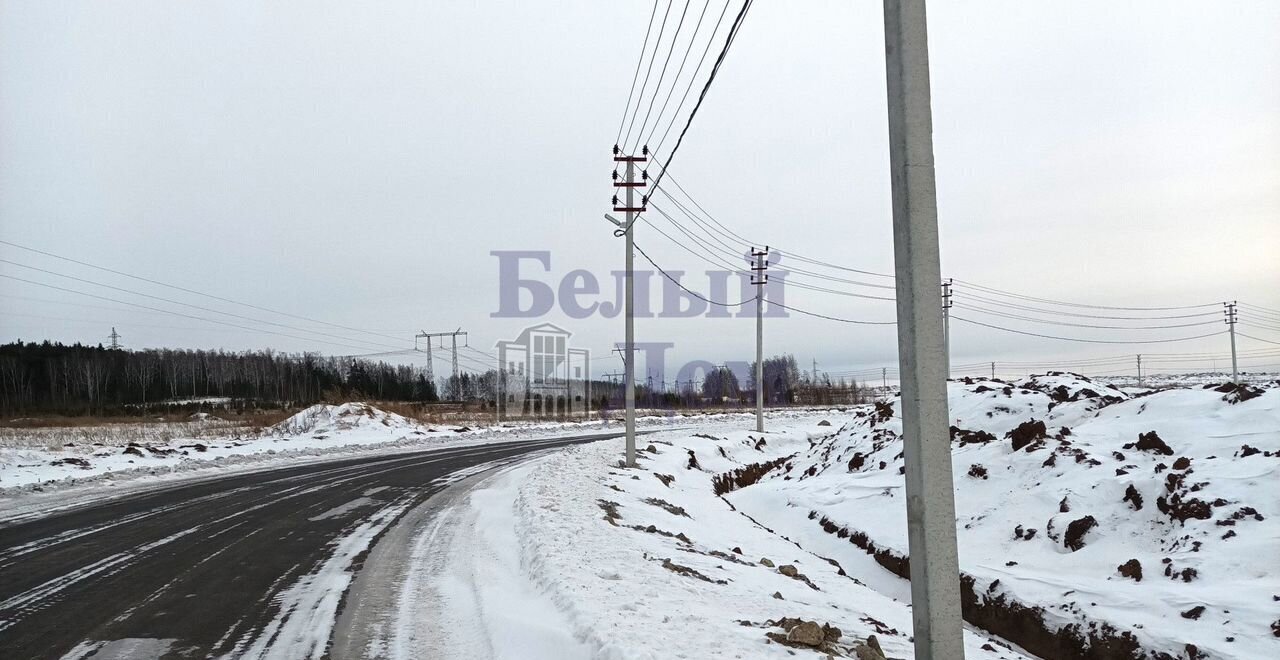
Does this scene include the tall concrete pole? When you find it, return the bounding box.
[941,279,952,380]
[624,159,637,468]
[755,282,764,432]
[752,247,768,433]
[1225,301,1238,383]
[881,1,964,658]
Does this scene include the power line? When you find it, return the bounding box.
[650,207,887,307]
[646,0,753,192]
[615,0,662,145]
[649,197,898,300]
[651,0,734,155]
[0,239,412,346]
[1,258,407,353]
[633,242,896,324]
[1241,302,1280,315]
[633,242,752,306]
[950,278,1220,312]
[953,302,1222,330]
[621,0,676,151]
[658,170,896,279]
[951,315,1226,344]
[653,187,898,290]
[632,0,696,152]
[0,274,405,353]
[1237,332,1280,346]
[956,290,1220,320]
[768,299,896,325]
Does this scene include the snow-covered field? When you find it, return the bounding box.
[498,374,1278,659]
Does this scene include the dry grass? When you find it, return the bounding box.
[0,409,297,450]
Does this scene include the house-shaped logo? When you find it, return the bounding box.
[496,323,590,417]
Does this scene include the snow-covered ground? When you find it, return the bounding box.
[495,374,1278,659]
[9,375,1276,658]
[371,460,594,660]
[0,403,806,500]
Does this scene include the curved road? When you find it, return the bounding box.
[0,432,621,659]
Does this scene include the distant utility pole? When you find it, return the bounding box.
[416,333,434,382]
[881,0,965,658]
[1136,354,1143,386]
[812,358,818,383]
[449,329,466,381]
[752,246,770,433]
[941,278,952,380]
[610,144,648,468]
[882,367,888,390]
[1224,301,1238,383]
[990,361,995,380]
[108,327,121,350]
[416,328,467,391]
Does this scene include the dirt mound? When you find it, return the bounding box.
[1006,419,1048,451]
[1126,431,1174,456]
[1213,381,1264,404]
[952,426,997,446]
[1063,515,1097,551]
[272,402,421,435]
[1118,558,1143,581]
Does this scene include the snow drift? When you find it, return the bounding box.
[738,373,1279,659]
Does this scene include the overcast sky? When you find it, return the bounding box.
[2,1,1277,381]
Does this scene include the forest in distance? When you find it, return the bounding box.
[0,340,440,417]
[0,341,872,418]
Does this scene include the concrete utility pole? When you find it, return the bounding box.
[941,278,952,380]
[990,361,995,380]
[752,246,770,433]
[881,1,964,658]
[1224,301,1239,383]
[882,367,888,390]
[610,145,648,468]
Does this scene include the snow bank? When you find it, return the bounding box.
[510,374,1278,659]
[512,417,1026,659]
[0,404,816,506]
[734,373,1280,659]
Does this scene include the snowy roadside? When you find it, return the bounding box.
[502,374,1279,659]
[508,423,1027,659]
[0,403,835,523]
[336,458,593,660]
[0,403,844,495]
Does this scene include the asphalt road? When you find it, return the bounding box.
[0,432,623,659]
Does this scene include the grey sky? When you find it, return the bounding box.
[2,1,1277,379]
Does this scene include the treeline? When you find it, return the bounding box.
[0,341,439,416]
[592,354,873,410]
